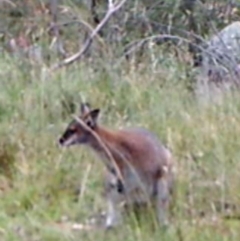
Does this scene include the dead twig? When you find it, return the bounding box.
[72,115,152,207]
[47,19,106,49]
[1,0,16,7]
[51,0,128,71]
[73,115,124,185]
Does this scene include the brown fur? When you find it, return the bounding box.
[91,126,173,180]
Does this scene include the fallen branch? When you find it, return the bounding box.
[51,0,128,70]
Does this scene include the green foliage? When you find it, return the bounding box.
[0,0,240,240]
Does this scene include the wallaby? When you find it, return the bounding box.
[59,103,175,229]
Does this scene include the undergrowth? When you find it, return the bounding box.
[0,51,239,241]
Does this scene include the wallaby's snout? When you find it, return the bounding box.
[58,103,100,147]
[58,137,65,146]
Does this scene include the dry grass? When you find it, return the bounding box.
[0,47,239,240]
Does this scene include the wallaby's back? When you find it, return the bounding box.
[106,127,173,176]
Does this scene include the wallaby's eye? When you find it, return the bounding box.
[86,120,92,127]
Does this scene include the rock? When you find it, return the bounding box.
[195,21,240,103]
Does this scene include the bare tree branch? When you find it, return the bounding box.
[117,34,216,67]
[51,0,128,71]
[1,0,16,7]
[47,19,106,48]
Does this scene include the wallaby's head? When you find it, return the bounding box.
[59,103,100,147]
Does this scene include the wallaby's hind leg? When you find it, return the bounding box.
[156,177,170,227]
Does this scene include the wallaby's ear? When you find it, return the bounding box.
[80,102,91,115]
[89,109,100,124]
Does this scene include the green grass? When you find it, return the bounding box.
[0,53,240,241]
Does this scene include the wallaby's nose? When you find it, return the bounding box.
[58,137,64,146]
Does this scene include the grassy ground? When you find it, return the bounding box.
[0,51,240,241]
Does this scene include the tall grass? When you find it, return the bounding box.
[0,51,239,241]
